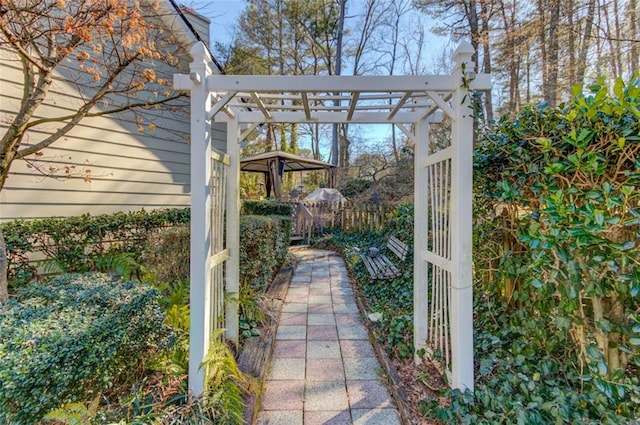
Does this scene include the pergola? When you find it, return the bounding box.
[240,150,336,199]
[174,41,491,397]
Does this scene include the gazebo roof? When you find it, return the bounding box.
[240,150,335,173]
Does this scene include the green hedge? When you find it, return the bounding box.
[3,208,190,284]
[241,200,293,217]
[239,215,291,290]
[0,273,171,424]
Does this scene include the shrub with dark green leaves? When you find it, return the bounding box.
[470,76,640,422]
[241,200,293,217]
[239,215,291,290]
[141,225,190,283]
[0,273,171,424]
[3,208,190,284]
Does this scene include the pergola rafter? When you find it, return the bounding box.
[174,41,491,398]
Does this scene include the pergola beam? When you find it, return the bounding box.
[207,74,470,93]
[216,110,424,124]
[208,91,236,120]
[346,92,360,120]
[251,92,272,120]
[388,91,413,120]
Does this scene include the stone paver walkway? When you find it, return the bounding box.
[258,248,401,425]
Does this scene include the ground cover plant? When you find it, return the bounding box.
[0,273,171,424]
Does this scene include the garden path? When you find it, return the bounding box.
[257,248,401,425]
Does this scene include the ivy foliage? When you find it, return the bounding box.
[3,208,190,284]
[467,75,640,423]
[0,273,171,424]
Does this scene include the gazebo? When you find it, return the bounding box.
[240,150,336,199]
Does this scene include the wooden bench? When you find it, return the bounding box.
[361,235,409,280]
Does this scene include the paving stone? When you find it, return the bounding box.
[307,340,341,359]
[257,410,303,425]
[313,277,331,283]
[334,314,361,326]
[308,295,332,305]
[282,303,308,313]
[344,358,381,380]
[308,304,333,314]
[306,358,345,381]
[340,340,376,358]
[277,325,306,340]
[287,287,310,296]
[333,303,359,314]
[308,313,336,326]
[268,358,306,380]
[286,293,309,303]
[280,312,307,325]
[337,325,369,340]
[262,380,304,410]
[307,325,339,341]
[346,380,394,409]
[331,287,353,296]
[309,287,332,296]
[303,410,351,425]
[332,295,357,305]
[351,409,401,425]
[304,381,349,411]
[273,340,306,358]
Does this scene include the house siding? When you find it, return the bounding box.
[0,3,226,221]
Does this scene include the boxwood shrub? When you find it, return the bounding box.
[0,273,171,424]
[241,200,293,217]
[239,215,292,290]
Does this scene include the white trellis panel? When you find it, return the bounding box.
[210,151,229,335]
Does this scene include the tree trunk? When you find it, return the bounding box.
[480,0,493,122]
[629,0,639,74]
[576,0,595,86]
[547,0,560,107]
[0,227,8,302]
[331,0,346,166]
[567,0,576,86]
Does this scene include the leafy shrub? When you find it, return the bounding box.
[241,200,293,217]
[141,225,190,284]
[469,76,640,422]
[338,178,373,198]
[239,215,292,290]
[3,208,190,284]
[0,273,171,424]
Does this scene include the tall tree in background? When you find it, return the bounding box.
[330,0,346,167]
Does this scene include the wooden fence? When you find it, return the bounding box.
[281,200,391,236]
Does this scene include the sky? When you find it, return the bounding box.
[196,1,246,45]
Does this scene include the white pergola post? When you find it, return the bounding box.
[183,43,213,397]
[449,42,475,391]
[225,117,241,343]
[413,118,429,361]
